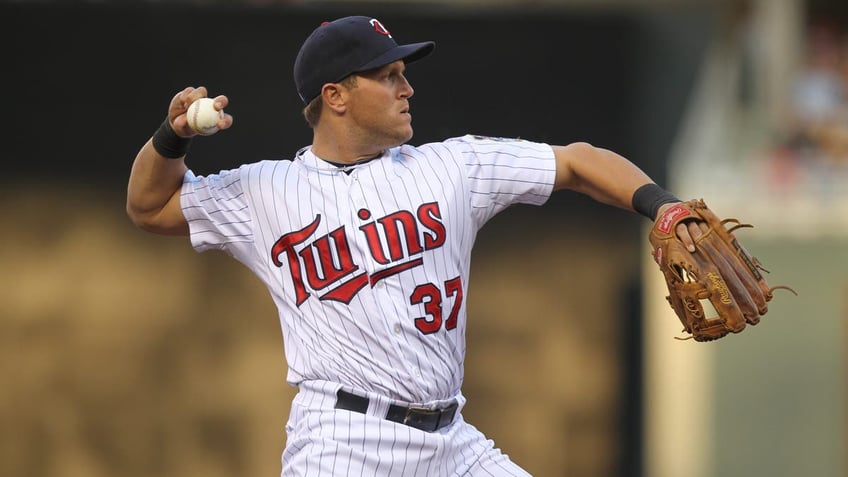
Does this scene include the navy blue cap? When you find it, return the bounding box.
[294,16,435,104]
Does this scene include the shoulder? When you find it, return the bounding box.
[234,158,296,180]
[458,134,549,149]
[398,135,526,156]
[441,134,550,153]
[438,135,554,162]
[184,159,295,196]
[394,136,553,167]
[394,138,472,166]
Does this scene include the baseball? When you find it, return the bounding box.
[186,97,223,135]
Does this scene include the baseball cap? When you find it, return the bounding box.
[294,16,435,104]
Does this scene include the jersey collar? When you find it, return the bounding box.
[296,146,392,174]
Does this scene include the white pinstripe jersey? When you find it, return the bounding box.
[181,135,556,404]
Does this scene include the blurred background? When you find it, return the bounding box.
[1,0,845,476]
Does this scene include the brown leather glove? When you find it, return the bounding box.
[649,199,796,341]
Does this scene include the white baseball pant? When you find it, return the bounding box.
[282,380,532,476]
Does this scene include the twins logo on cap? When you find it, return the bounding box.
[370,18,392,38]
[293,15,435,104]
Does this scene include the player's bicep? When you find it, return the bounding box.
[551,142,653,212]
[551,143,583,191]
[146,188,190,236]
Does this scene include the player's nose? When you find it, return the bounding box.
[399,74,414,99]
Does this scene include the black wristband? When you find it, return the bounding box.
[151,117,192,159]
[632,183,680,220]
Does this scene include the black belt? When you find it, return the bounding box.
[334,389,458,433]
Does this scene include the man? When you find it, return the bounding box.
[127,15,698,477]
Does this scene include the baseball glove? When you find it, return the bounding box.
[649,199,795,342]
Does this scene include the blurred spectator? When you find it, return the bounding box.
[767,17,848,198]
[782,19,848,164]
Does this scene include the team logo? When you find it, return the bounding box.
[370,19,392,38]
[270,203,446,306]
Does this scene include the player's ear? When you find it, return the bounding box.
[322,83,348,114]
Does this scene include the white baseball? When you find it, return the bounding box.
[186,97,223,135]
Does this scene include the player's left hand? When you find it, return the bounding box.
[656,201,705,252]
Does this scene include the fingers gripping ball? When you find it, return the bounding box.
[649,199,796,342]
[186,97,223,135]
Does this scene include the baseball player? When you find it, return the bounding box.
[126,15,699,476]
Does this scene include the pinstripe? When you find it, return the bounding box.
[374,155,433,398]
[181,135,554,476]
[402,148,459,388]
[354,162,416,396]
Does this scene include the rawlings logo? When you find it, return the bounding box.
[657,204,690,234]
[706,272,732,304]
[683,297,702,318]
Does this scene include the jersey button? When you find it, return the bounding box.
[393,323,402,334]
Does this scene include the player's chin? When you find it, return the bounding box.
[395,123,414,143]
[401,128,414,144]
[380,128,413,149]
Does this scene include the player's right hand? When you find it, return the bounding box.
[167,86,233,138]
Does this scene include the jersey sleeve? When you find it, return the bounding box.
[448,135,556,225]
[180,166,255,256]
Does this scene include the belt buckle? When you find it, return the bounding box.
[405,406,441,432]
[402,405,436,425]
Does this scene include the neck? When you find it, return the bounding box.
[320,151,384,168]
[311,129,386,165]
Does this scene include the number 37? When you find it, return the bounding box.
[409,276,463,334]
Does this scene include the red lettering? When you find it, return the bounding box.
[358,209,390,265]
[270,215,322,306]
[377,210,422,261]
[299,226,360,290]
[443,276,463,330]
[319,273,369,304]
[657,205,689,234]
[410,283,442,334]
[273,203,446,307]
[417,202,446,249]
[410,276,463,334]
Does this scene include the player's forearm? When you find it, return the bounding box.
[126,139,189,234]
[126,88,230,236]
[552,142,654,211]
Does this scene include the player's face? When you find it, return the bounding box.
[346,61,416,148]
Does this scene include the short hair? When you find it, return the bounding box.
[302,75,358,128]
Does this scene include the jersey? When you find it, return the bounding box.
[180,134,556,405]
